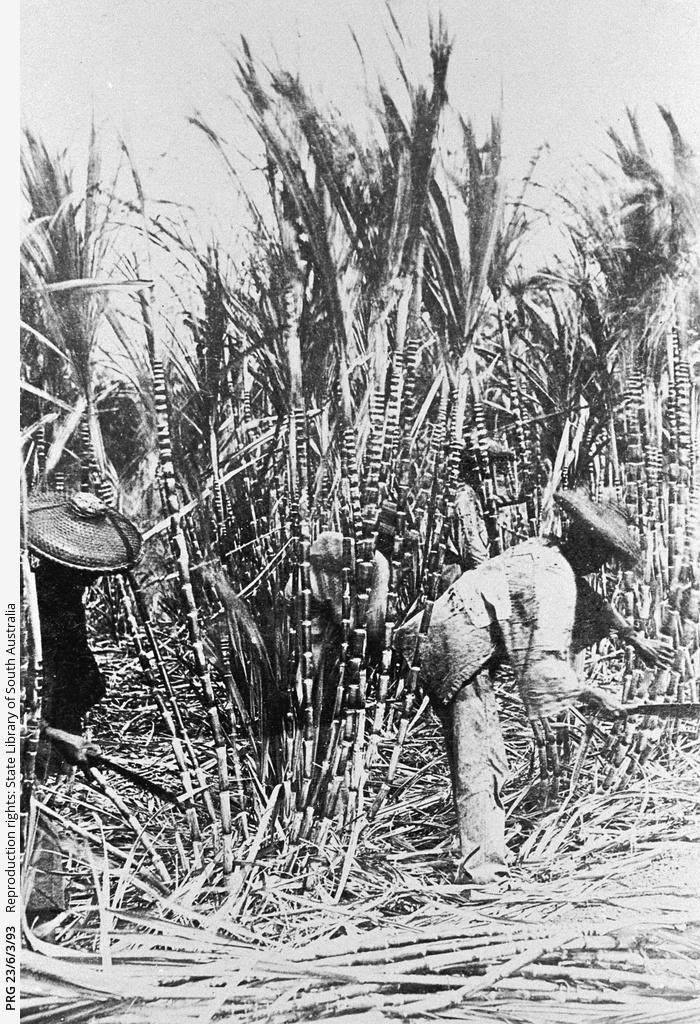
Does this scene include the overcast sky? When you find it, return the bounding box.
[21,0,700,239]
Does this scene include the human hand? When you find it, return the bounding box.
[578,686,622,718]
[631,634,675,669]
[42,725,100,766]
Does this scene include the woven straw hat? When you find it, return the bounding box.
[554,488,641,569]
[27,492,142,572]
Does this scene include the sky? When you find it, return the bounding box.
[20,0,700,241]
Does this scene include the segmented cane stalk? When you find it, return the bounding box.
[671,326,691,465]
[673,351,693,553]
[379,305,407,494]
[79,417,91,492]
[501,311,534,535]
[507,368,528,469]
[400,236,425,425]
[222,486,243,578]
[293,406,311,516]
[395,441,413,521]
[602,715,634,790]
[217,632,249,840]
[127,571,217,828]
[529,719,551,803]
[445,389,465,502]
[91,480,124,641]
[626,336,687,760]
[98,476,114,507]
[623,371,645,540]
[665,332,687,592]
[412,420,442,537]
[365,528,399,768]
[420,389,450,520]
[613,378,649,778]
[671,354,698,737]
[416,384,450,596]
[331,548,368,827]
[153,361,178,515]
[330,626,364,830]
[282,251,310,801]
[214,630,252,839]
[361,388,386,535]
[342,427,363,553]
[241,356,253,439]
[606,561,651,775]
[402,333,422,430]
[221,320,236,408]
[373,391,452,814]
[116,575,203,855]
[219,484,236,564]
[181,513,208,600]
[621,350,690,768]
[283,403,304,790]
[528,418,543,535]
[239,470,266,585]
[80,416,100,493]
[35,422,46,487]
[290,519,317,842]
[372,524,446,816]
[472,402,502,557]
[644,445,664,589]
[368,395,456,786]
[340,521,378,830]
[284,536,302,767]
[152,358,234,877]
[315,536,355,836]
[680,571,700,712]
[170,522,234,872]
[83,765,172,883]
[209,427,227,555]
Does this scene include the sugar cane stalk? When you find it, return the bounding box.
[116,575,204,858]
[152,357,234,879]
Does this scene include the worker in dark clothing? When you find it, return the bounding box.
[27,491,141,760]
[34,560,105,738]
[24,490,142,917]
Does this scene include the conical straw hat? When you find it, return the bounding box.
[554,488,641,569]
[27,492,142,572]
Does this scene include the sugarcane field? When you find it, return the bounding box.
[16,2,700,1022]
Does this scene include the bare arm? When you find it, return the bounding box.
[451,487,490,570]
[366,550,390,659]
[573,579,673,668]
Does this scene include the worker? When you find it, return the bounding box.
[393,488,672,891]
[23,490,141,919]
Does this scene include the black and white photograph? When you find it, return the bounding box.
[15,1,700,1020]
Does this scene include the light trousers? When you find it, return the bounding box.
[430,672,510,885]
